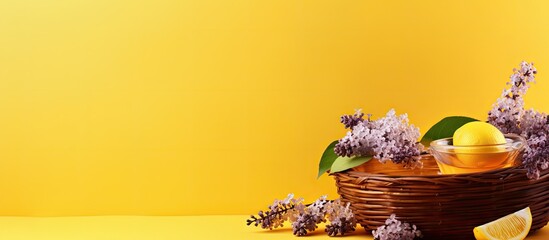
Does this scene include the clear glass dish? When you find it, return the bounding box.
[429,134,526,174]
[352,154,440,176]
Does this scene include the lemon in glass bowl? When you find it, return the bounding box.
[453,122,506,146]
[430,122,526,174]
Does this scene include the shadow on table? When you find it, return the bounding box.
[253,226,370,237]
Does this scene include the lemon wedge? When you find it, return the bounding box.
[473,207,532,240]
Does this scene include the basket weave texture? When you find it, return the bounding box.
[333,156,549,240]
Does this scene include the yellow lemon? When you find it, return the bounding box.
[447,122,508,173]
[453,122,506,146]
[473,207,532,240]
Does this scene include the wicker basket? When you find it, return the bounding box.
[332,154,549,240]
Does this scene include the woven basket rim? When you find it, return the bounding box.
[331,165,544,179]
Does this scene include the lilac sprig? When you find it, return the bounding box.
[291,196,328,236]
[248,195,357,237]
[372,214,423,240]
[246,194,304,230]
[335,109,423,168]
[340,109,367,129]
[488,61,549,179]
[520,110,549,179]
[488,61,537,134]
[324,199,357,236]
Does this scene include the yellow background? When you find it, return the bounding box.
[1,0,549,216]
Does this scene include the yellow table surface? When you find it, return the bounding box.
[0,215,547,239]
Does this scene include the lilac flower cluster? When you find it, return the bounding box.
[247,194,357,237]
[488,61,549,179]
[291,196,328,236]
[246,193,304,230]
[488,61,537,134]
[334,109,423,168]
[324,199,357,236]
[518,110,549,179]
[340,109,367,129]
[372,214,423,240]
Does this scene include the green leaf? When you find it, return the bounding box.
[330,156,373,173]
[317,140,339,178]
[420,116,479,146]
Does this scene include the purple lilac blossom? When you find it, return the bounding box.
[324,199,357,236]
[488,61,549,179]
[372,214,423,240]
[249,193,304,230]
[340,109,366,129]
[334,109,423,168]
[520,110,549,179]
[291,195,328,236]
[488,61,537,134]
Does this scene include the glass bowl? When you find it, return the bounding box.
[429,134,526,174]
